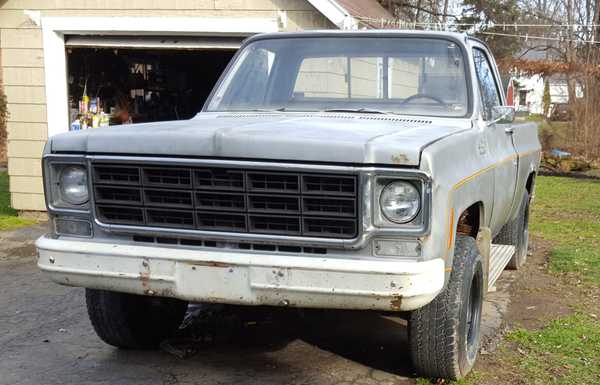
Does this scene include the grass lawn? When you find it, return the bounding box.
[530,176,600,284]
[0,171,37,230]
[486,176,599,385]
[501,176,600,385]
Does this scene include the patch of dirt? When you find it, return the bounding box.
[504,238,573,329]
[472,237,579,385]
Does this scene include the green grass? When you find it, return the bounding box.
[507,313,600,385]
[0,171,37,230]
[497,176,600,385]
[525,113,546,122]
[530,176,600,283]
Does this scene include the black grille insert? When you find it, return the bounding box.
[195,169,244,190]
[302,197,355,217]
[95,186,141,205]
[249,215,301,235]
[303,217,357,238]
[97,205,144,225]
[196,192,245,211]
[145,189,193,208]
[144,168,191,188]
[93,163,358,239]
[247,172,299,193]
[248,195,300,214]
[94,166,140,185]
[303,174,356,195]
[197,211,247,231]
[147,209,194,228]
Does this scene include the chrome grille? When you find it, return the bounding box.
[92,163,358,239]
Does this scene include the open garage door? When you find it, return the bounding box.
[64,35,240,129]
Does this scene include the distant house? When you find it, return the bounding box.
[0,0,391,213]
[508,74,582,115]
[506,41,582,115]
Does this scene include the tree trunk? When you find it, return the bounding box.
[566,0,577,104]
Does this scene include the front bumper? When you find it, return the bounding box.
[36,236,444,311]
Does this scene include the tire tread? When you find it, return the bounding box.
[409,236,480,379]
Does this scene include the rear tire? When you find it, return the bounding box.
[495,192,530,270]
[86,289,188,349]
[408,235,484,380]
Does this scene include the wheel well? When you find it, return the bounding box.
[525,172,536,194]
[457,202,483,238]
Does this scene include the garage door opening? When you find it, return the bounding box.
[66,46,236,129]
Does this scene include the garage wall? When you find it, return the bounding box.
[0,1,334,212]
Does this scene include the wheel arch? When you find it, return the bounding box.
[445,201,486,284]
[525,171,536,196]
[456,201,484,239]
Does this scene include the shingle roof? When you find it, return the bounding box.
[335,0,393,25]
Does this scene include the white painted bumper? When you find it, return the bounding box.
[36,236,445,311]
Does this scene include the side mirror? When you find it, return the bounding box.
[489,106,515,125]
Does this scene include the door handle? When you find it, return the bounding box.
[504,126,514,134]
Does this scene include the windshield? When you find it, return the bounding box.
[205,37,470,117]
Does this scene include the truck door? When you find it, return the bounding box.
[472,47,518,235]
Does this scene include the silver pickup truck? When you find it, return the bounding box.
[37,30,540,380]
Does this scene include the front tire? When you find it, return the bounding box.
[408,235,484,380]
[86,289,188,349]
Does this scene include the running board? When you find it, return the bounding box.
[488,244,515,291]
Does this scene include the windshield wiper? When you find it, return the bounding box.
[322,108,391,114]
[243,107,288,112]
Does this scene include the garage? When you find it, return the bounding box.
[64,36,240,129]
[1,0,394,213]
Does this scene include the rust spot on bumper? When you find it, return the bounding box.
[390,295,403,311]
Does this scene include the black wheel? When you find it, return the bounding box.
[409,235,484,380]
[495,191,530,270]
[86,289,188,349]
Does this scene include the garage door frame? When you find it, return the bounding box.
[41,16,279,138]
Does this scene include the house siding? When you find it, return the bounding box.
[0,0,334,212]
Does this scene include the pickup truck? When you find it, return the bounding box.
[37,30,540,380]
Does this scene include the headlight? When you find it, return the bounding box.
[59,166,89,205]
[379,181,421,224]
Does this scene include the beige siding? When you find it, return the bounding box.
[5,104,47,123]
[9,175,43,194]
[1,0,333,211]
[215,0,313,10]
[1,48,43,67]
[11,192,46,211]
[4,86,46,104]
[6,122,47,141]
[8,157,42,176]
[0,28,42,48]
[7,140,46,158]
[2,1,58,10]
[2,67,45,86]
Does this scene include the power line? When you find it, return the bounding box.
[478,31,600,45]
[353,16,600,29]
[352,17,600,44]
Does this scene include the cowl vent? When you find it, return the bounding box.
[216,113,432,125]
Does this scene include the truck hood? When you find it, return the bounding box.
[50,112,471,166]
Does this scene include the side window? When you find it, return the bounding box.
[473,49,501,119]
